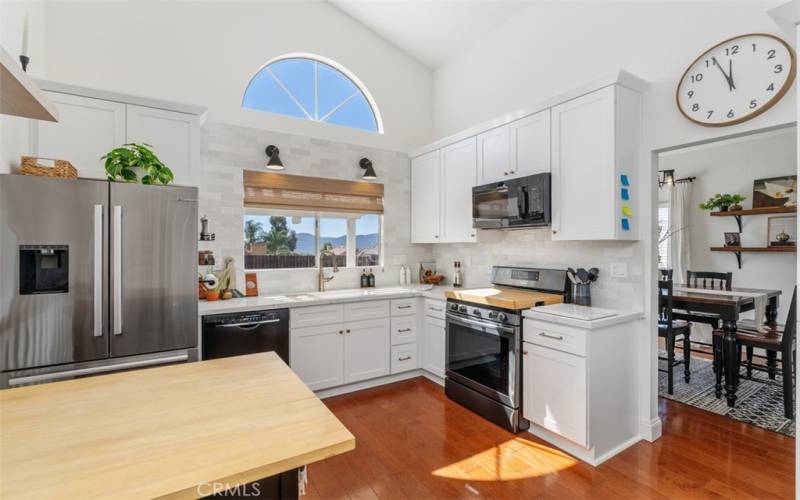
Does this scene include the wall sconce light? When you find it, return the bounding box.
[265,145,285,171]
[360,158,377,180]
[658,169,675,187]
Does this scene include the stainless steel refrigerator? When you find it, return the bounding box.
[0,174,198,388]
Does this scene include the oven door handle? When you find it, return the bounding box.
[446,314,516,337]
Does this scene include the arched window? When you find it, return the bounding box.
[243,54,383,134]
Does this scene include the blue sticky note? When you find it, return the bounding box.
[621,188,630,200]
[621,218,630,231]
[620,174,630,186]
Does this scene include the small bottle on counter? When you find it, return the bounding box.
[360,269,369,288]
[453,261,463,288]
[368,269,376,288]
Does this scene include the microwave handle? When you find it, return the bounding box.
[517,186,528,217]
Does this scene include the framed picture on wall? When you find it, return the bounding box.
[767,215,797,247]
[753,175,797,208]
[724,232,741,247]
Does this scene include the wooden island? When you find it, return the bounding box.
[0,352,355,499]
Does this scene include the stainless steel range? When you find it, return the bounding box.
[444,266,568,433]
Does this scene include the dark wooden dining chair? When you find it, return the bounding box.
[660,269,673,280]
[713,286,796,419]
[659,279,692,394]
[686,271,733,291]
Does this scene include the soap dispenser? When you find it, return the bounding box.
[360,269,368,288]
[453,261,463,288]
[368,268,375,288]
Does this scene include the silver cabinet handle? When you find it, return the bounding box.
[397,328,412,333]
[398,305,412,309]
[346,329,351,333]
[339,330,344,335]
[398,356,412,361]
[219,319,280,328]
[8,354,189,386]
[539,332,564,340]
[113,205,122,335]
[429,307,443,312]
[93,204,103,338]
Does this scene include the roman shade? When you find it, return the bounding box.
[243,170,384,214]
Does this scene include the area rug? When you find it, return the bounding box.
[658,353,795,437]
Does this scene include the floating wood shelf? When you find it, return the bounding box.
[710,206,796,232]
[710,245,795,269]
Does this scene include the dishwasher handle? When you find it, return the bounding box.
[218,319,282,329]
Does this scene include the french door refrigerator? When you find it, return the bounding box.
[0,174,198,388]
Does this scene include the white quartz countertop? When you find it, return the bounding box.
[199,286,451,316]
[523,303,643,330]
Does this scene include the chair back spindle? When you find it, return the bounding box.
[686,271,733,291]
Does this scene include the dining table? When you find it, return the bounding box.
[671,286,782,408]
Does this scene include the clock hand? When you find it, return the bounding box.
[728,58,736,90]
[712,57,735,91]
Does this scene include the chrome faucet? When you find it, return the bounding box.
[318,248,340,292]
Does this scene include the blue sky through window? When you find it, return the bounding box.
[243,56,379,133]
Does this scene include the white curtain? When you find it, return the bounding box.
[667,182,692,284]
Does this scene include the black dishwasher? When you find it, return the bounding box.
[202,309,290,364]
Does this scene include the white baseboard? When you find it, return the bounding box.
[528,425,641,467]
[594,435,643,466]
[421,371,444,387]
[639,417,662,442]
[315,370,425,399]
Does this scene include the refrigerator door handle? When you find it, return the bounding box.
[113,205,123,336]
[93,204,103,337]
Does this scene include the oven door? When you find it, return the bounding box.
[445,312,520,408]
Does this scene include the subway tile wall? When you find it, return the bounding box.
[198,122,433,295]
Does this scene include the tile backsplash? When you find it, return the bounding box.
[197,122,433,295]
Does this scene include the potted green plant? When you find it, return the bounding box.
[699,193,746,212]
[102,143,174,185]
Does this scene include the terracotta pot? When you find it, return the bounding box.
[205,290,221,301]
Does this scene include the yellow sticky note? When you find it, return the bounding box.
[621,205,633,217]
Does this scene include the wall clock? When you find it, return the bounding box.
[676,33,796,127]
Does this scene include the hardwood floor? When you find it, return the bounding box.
[306,377,795,499]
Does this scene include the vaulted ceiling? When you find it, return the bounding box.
[329,1,528,70]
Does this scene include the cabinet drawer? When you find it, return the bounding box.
[291,304,343,329]
[390,298,417,316]
[424,299,446,320]
[391,316,417,345]
[344,300,390,322]
[524,319,586,357]
[391,343,418,374]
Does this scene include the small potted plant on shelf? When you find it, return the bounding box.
[699,193,747,212]
[102,143,174,185]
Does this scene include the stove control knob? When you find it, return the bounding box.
[458,305,468,313]
[487,311,498,319]
[472,308,481,316]
[449,303,459,311]
[497,312,508,322]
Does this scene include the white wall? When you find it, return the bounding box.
[433,1,795,149]
[661,128,797,326]
[37,1,432,153]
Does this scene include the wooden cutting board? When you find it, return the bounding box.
[445,288,564,310]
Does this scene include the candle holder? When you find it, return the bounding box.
[19,55,29,72]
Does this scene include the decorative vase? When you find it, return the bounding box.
[205,290,220,301]
[777,230,791,243]
[221,289,233,300]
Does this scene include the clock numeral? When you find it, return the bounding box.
[707,110,714,119]
[725,45,739,56]
[727,109,735,119]
[691,73,704,83]
[768,49,776,60]
[705,59,710,68]
[767,83,775,91]
[687,90,694,99]
[749,99,757,109]
[752,43,757,52]
[774,64,783,74]
[692,103,700,112]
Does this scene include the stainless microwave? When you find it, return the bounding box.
[472,173,551,229]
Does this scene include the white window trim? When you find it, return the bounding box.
[242,52,384,134]
[244,208,383,271]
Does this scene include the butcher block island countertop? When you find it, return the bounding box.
[0,352,355,499]
[445,288,564,310]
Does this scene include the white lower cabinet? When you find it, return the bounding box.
[290,324,345,391]
[344,318,390,383]
[422,315,446,379]
[523,343,587,447]
[391,344,418,374]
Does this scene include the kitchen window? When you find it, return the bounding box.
[244,210,381,270]
[242,54,383,134]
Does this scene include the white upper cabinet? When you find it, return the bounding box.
[477,125,510,183]
[126,105,200,186]
[551,85,641,241]
[509,109,550,177]
[440,137,477,243]
[410,150,441,243]
[34,92,125,180]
